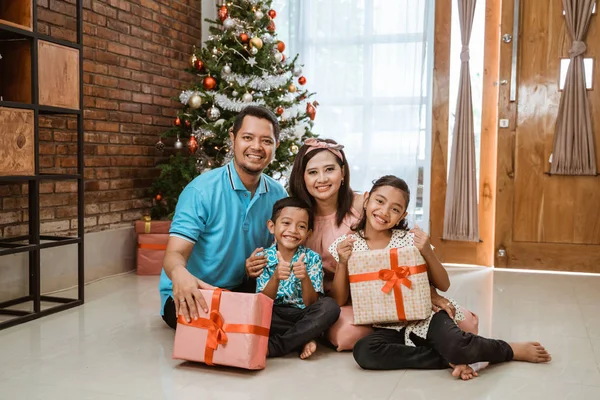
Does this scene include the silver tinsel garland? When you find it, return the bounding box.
[222,71,292,91]
[179,90,201,105]
[214,93,265,112]
[280,121,310,141]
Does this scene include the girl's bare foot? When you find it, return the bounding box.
[510,342,552,363]
[449,363,478,380]
[300,340,317,359]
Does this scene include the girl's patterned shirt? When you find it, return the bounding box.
[329,229,465,346]
[256,244,324,309]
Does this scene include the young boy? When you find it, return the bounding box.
[255,197,341,359]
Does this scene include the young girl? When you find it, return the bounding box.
[329,175,551,380]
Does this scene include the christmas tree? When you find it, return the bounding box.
[150,0,318,219]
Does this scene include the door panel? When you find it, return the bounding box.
[496,0,600,271]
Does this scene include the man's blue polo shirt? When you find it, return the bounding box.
[158,161,287,314]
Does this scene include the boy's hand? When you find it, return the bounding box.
[337,236,356,264]
[246,247,267,278]
[292,254,307,280]
[276,251,291,280]
[410,225,431,253]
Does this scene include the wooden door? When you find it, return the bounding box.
[496,0,600,272]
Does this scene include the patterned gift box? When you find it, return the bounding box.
[348,246,431,325]
[173,289,273,370]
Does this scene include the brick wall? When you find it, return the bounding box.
[0,0,201,238]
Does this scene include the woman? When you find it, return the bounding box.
[288,138,363,305]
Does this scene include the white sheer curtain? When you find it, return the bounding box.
[273,0,434,228]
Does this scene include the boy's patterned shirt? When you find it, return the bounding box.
[256,244,324,309]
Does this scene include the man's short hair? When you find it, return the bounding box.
[232,106,280,141]
[271,197,314,230]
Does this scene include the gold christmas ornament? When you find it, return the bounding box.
[288,84,297,93]
[189,94,202,109]
[249,37,263,49]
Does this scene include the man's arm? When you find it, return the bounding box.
[164,236,214,322]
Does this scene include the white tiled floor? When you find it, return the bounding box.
[1,267,600,400]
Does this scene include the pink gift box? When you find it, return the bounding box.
[173,289,273,370]
[136,233,169,275]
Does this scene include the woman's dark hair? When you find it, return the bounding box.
[232,106,280,141]
[353,175,411,238]
[288,138,353,226]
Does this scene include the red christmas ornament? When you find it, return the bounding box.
[155,194,162,201]
[268,9,277,18]
[267,20,275,32]
[306,103,316,121]
[218,5,228,22]
[277,41,285,53]
[185,120,191,128]
[298,76,307,85]
[188,135,199,154]
[203,76,217,90]
[240,33,249,43]
[194,59,204,71]
[281,54,286,62]
[174,117,181,126]
[276,106,284,115]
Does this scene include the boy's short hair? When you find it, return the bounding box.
[271,197,314,230]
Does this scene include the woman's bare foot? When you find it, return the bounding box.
[449,364,478,380]
[510,342,552,363]
[300,340,317,359]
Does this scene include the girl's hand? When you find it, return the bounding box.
[430,286,456,319]
[337,236,356,265]
[410,225,431,253]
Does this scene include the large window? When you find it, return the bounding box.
[274,0,434,228]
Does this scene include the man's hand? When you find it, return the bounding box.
[246,247,267,278]
[292,254,307,280]
[410,225,432,253]
[276,251,291,280]
[337,236,356,265]
[171,267,215,323]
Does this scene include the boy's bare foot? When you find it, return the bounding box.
[300,340,317,359]
[510,342,552,363]
[449,363,478,380]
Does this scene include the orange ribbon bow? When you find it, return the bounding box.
[177,289,270,366]
[379,266,413,294]
[349,248,427,320]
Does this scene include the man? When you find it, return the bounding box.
[159,106,288,329]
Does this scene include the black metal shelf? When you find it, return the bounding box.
[0,0,84,330]
[0,299,83,330]
[0,102,81,116]
[0,245,36,256]
[0,23,81,51]
[0,23,33,39]
[0,174,82,183]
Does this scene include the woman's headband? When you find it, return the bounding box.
[304,138,344,161]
